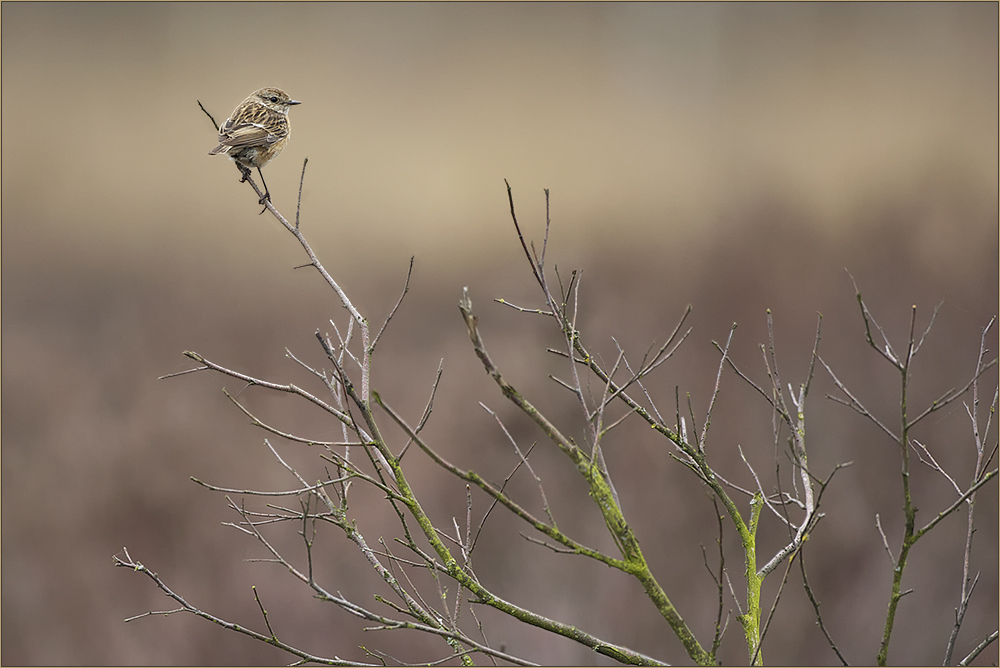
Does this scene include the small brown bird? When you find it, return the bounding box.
[209,87,302,205]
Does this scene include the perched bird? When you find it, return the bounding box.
[209,87,302,205]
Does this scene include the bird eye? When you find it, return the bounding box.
[270,96,278,102]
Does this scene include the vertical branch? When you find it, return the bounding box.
[739,493,765,666]
[877,302,920,666]
[944,317,997,665]
[503,183,618,506]
[212,147,373,405]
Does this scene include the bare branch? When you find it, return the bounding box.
[114,547,364,665]
[372,257,415,353]
[819,355,899,441]
[799,548,848,665]
[875,513,895,565]
[702,323,737,451]
[959,630,999,666]
[911,439,962,495]
[295,157,308,229]
[848,271,901,368]
[751,550,797,666]
[914,469,998,539]
[906,358,997,430]
[222,388,353,447]
[197,100,220,132]
[158,365,209,380]
[494,298,554,316]
[373,391,619,567]
[911,301,942,357]
[191,476,347,498]
[182,351,353,426]
[481,403,556,527]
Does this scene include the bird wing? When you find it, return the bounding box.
[214,121,285,150]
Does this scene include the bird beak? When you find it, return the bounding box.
[288,100,303,106]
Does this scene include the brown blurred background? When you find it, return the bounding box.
[2,3,997,665]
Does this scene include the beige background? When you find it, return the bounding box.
[2,3,997,665]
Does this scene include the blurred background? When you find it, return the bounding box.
[2,3,997,665]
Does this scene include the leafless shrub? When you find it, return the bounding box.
[115,143,997,665]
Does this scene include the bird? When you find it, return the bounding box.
[209,87,302,205]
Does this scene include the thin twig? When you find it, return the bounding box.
[481,403,555,527]
[198,100,220,132]
[702,324,736,451]
[295,157,308,230]
[182,351,353,426]
[191,476,348,497]
[819,355,899,441]
[398,358,445,461]
[114,547,363,666]
[158,366,209,380]
[959,630,999,666]
[372,257,415,353]
[750,551,797,666]
[222,387,351,446]
[875,514,895,564]
[799,548,848,665]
